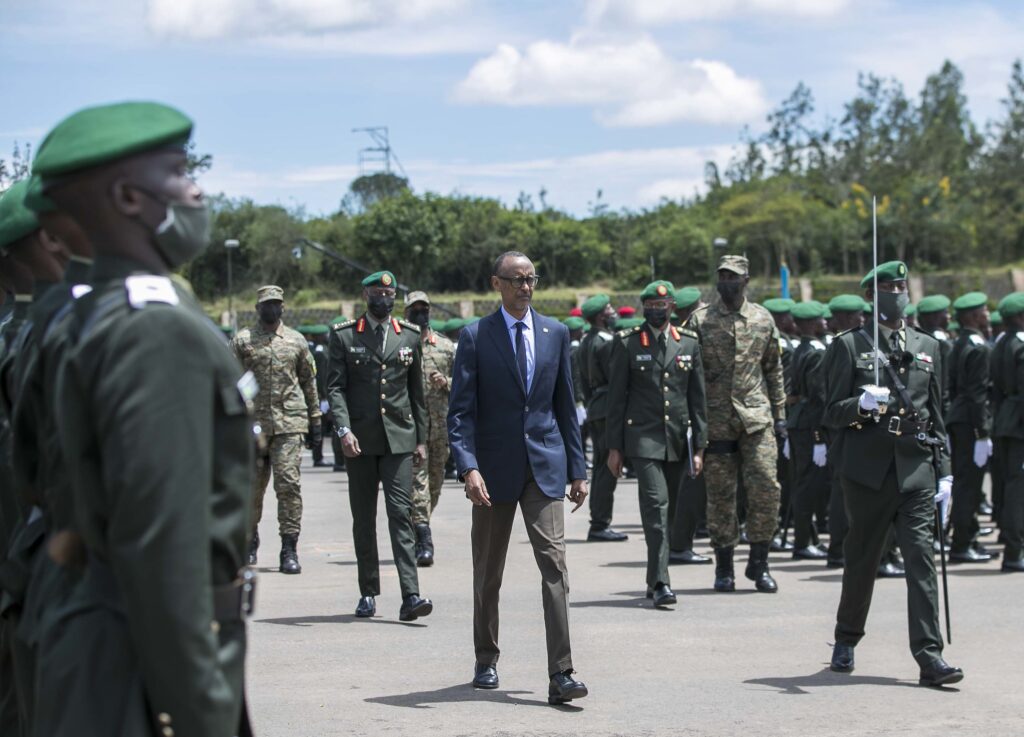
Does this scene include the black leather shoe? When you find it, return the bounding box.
[247,531,259,566]
[587,527,628,542]
[1001,556,1024,572]
[332,463,345,472]
[745,542,778,593]
[918,658,963,687]
[669,549,710,564]
[770,535,794,552]
[714,547,736,592]
[827,557,845,569]
[548,670,588,705]
[933,539,951,553]
[950,547,992,563]
[313,459,328,467]
[876,562,905,578]
[415,523,435,567]
[974,542,999,560]
[979,500,994,516]
[830,643,855,673]
[355,596,376,618]
[472,663,498,689]
[652,583,677,608]
[792,545,828,560]
[280,533,301,574]
[399,594,433,621]
[978,526,994,537]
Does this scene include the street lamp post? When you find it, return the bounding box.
[225,239,239,330]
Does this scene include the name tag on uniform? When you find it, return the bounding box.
[635,354,653,362]
[349,346,366,354]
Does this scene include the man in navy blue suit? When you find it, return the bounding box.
[447,251,590,706]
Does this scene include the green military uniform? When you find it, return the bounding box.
[823,261,951,669]
[231,287,320,541]
[764,297,799,545]
[946,292,993,557]
[411,327,455,525]
[607,281,708,593]
[327,272,428,600]
[917,295,953,416]
[34,101,254,736]
[991,293,1024,569]
[299,324,334,467]
[786,301,829,554]
[577,295,621,535]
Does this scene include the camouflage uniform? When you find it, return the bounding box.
[232,320,320,535]
[411,330,455,524]
[689,296,786,548]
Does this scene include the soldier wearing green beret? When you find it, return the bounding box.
[606,280,708,606]
[991,292,1024,571]
[577,294,628,542]
[904,302,918,328]
[672,286,703,327]
[36,101,254,734]
[564,316,587,413]
[232,285,321,574]
[917,295,954,416]
[404,290,455,567]
[990,310,1004,340]
[823,260,962,686]
[327,270,433,621]
[946,292,997,563]
[300,324,335,469]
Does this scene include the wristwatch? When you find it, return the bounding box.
[336,426,350,438]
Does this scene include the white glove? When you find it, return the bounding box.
[575,405,587,426]
[782,438,790,460]
[973,438,993,468]
[934,475,952,506]
[319,400,330,414]
[858,389,878,412]
[812,443,827,467]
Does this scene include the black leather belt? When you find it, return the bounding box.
[213,569,257,621]
[706,439,739,454]
[886,415,930,440]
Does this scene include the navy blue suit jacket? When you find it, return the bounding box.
[447,307,587,504]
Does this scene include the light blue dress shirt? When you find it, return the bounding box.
[500,305,536,393]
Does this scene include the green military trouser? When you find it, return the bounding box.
[631,458,688,589]
[587,419,619,531]
[411,429,448,525]
[949,423,983,553]
[253,432,304,536]
[992,437,1007,528]
[705,412,781,548]
[789,429,827,548]
[346,452,420,598]
[827,444,848,561]
[997,438,1024,560]
[835,466,944,667]
[670,472,704,553]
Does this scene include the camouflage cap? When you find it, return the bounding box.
[718,254,749,275]
[953,291,987,313]
[917,295,951,314]
[673,286,702,310]
[828,294,865,313]
[405,290,430,306]
[640,280,675,301]
[860,260,908,288]
[581,293,611,319]
[362,270,396,288]
[998,292,1024,317]
[256,285,284,303]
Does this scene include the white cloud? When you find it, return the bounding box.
[146,0,469,40]
[454,35,767,127]
[585,0,851,26]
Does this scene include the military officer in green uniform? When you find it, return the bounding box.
[763,297,800,551]
[991,292,1024,571]
[327,270,433,621]
[299,324,333,467]
[946,292,996,563]
[916,295,953,415]
[606,280,708,607]
[823,260,962,687]
[786,301,830,560]
[37,101,254,735]
[404,290,455,567]
[232,285,321,574]
[578,294,628,542]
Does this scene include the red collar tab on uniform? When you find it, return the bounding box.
[670,325,680,341]
[391,317,402,334]
[429,333,437,345]
[356,317,366,333]
[640,330,650,348]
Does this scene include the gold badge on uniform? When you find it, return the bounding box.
[656,284,667,296]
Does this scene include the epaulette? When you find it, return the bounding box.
[969,334,985,346]
[331,320,357,331]
[396,318,421,333]
[125,275,179,309]
[598,330,614,340]
[618,325,642,337]
[679,327,698,339]
[810,339,826,351]
[835,327,857,338]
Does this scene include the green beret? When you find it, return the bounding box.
[580,294,611,319]
[33,101,193,179]
[828,294,865,313]
[822,306,833,320]
[428,319,445,332]
[792,301,826,321]
[998,292,1024,317]
[445,318,466,331]
[762,298,795,314]
[219,325,235,336]
[297,324,329,336]
[863,303,873,314]
[904,303,917,317]
[860,260,908,288]
[674,286,701,310]
[990,310,1002,326]
[948,320,960,333]
[916,295,951,314]
[953,291,988,313]
[22,175,56,214]
[618,317,646,330]
[0,180,41,254]
[563,316,587,331]
[362,270,396,288]
[329,314,349,325]
[640,280,675,301]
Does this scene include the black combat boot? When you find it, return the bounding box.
[248,531,259,566]
[280,533,301,574]
[713,547,736,592]
[415,523,434,567]
[745,542,778,593]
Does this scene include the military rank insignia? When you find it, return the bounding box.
[915,352,933,364]
[640,330,650,347]
[676,354,692,370]
[398,346,414,366]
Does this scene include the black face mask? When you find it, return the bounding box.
[368,295,395,320]
[717,281,744,302]
[644,307,669,328]
[258,303,283,324]
[406,309,430,327]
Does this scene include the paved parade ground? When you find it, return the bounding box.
[248,456,1023,737]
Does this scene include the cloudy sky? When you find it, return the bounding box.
[2,0,1022,215]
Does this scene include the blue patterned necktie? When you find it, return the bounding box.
[515,321,528,389]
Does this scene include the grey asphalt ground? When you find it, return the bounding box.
[248,453,1023,737]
